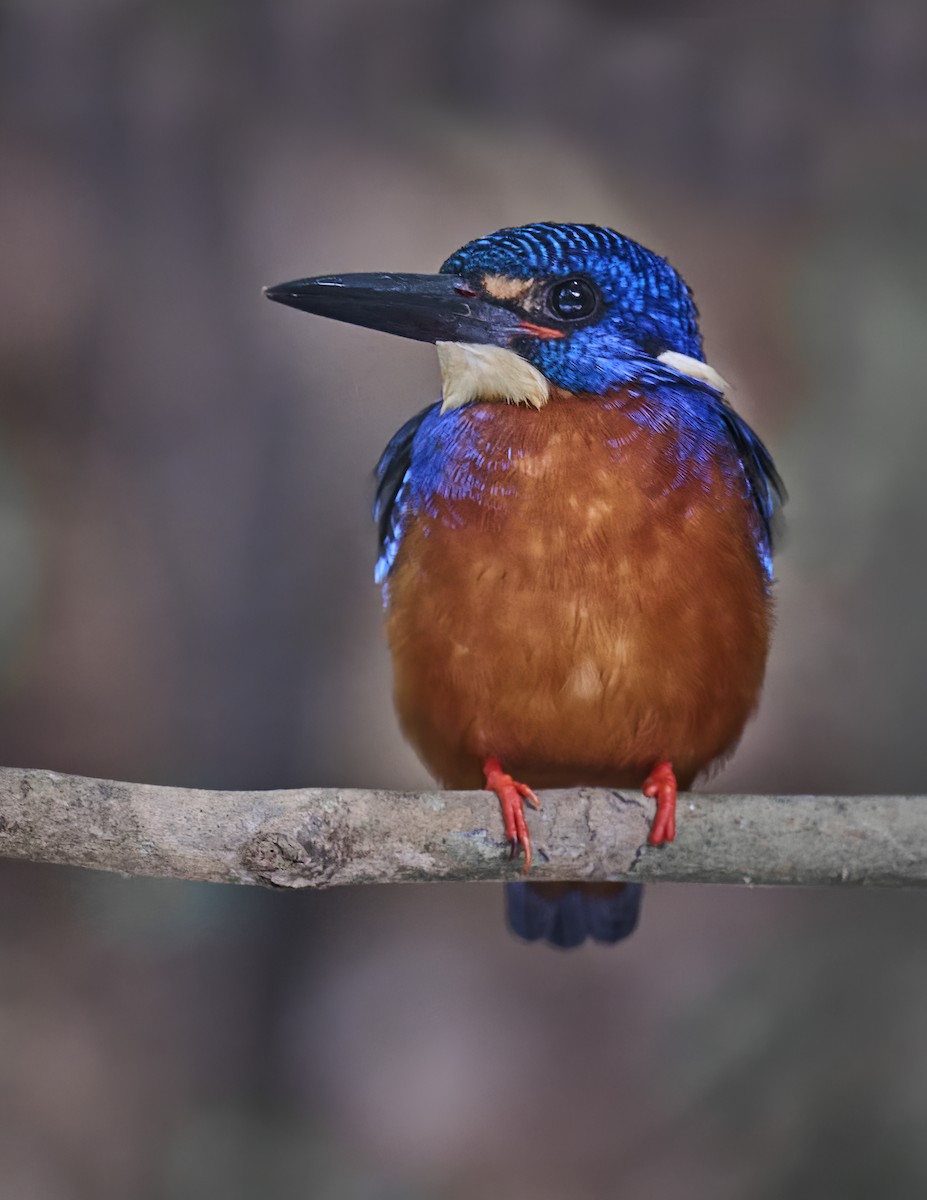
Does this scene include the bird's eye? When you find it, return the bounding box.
[547,277,599,321]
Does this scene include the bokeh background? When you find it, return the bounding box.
[2,2,927,1196]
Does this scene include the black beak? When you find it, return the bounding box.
[263,273,521,346]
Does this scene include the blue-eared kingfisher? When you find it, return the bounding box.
[266,223,784,948]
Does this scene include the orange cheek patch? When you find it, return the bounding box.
[518,321,565,339]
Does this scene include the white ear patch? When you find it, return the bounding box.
[656,350,730,396]
[436,342,550,412]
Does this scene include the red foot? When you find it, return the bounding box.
[483,756,541,872]
[643,760,677,846]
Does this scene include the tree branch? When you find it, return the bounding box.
[0,766,924,888]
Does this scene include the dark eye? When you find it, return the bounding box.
[547,277,599,321]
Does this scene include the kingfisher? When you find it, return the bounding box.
[266,223,783,948]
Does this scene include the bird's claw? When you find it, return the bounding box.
[643,759,677,845]
[483,757,540,872]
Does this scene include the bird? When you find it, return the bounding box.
[265,222,784,948]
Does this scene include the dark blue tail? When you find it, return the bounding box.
[506,881,643,949]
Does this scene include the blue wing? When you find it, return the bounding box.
[717,404,786,574]
[373,401,441,583]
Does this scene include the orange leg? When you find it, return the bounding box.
[643,760,677,846]
[482,756,541,872]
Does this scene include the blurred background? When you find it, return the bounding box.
[1,1,927,1196]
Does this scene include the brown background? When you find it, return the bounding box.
[1,2,926,1196]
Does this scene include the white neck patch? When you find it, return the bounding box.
[436,342,550,412]
[656,350,730,396]
[435,343,729,413]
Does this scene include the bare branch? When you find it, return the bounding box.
[0,767,924,888]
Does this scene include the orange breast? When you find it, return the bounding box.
[385,392,772,790]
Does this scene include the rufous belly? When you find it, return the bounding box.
[385,394,771,791]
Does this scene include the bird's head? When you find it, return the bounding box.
[266,222,728,410]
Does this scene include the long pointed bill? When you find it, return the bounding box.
[263,272,522,347]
